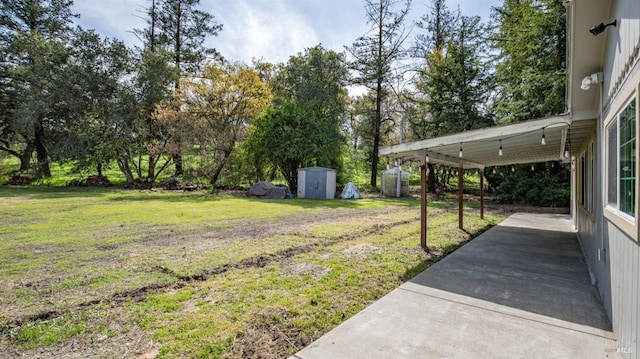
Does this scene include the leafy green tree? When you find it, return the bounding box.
[272,45,348,132]
[246,101,324,192]
[0,53,33,172]
[133,48,179,179]
[347,0,412,187]
[413,7,493,191]
[50,29,135,176]
[414,0,456,57]
[489,162,570,206]
[0,0,76,41]
[483,0,569,207]
[491,0,566,123]
[411,0,458,191]
[246,46,349,192]
[175,62,271,185]
[132,0,177,179]
[156,0,223,76]
[154,0,223,175]
[348,91,404,166]
[416,15,493,137]
[0,0,76,176]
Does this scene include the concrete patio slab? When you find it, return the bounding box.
[290,213,619,359]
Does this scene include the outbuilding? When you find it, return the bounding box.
[297,167,337,199]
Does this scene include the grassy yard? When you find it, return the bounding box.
[0,186,503,358]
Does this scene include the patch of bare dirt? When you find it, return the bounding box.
[125,206,414,253]
[125,178,154,190]
[157,178,207,191]
[342,244,383,259]
[1,306,159,359]
[281,261,330,281]
[6,175,30,185]
[225,308,313,359]
[66,176,112,187]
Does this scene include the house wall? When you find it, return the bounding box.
[603,0,640,109]
[576,132,613,317]
[595,1,640,356]
[606,220,640,358]
[573,1,640,356]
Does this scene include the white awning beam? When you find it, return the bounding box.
[380,115,596,169]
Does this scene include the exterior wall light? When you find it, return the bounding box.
[589,20,616,36]
[581,72,603,90]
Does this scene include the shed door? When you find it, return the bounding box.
[306,171,326,199]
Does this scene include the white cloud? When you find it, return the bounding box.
[213,1,320,64]
[72,0,146,47]
[70,0,500,64]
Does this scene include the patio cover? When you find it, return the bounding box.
[379,115,596,169]
[378,115,596,250]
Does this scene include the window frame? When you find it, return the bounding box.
[604,94,638,233]
[578,140,595,215]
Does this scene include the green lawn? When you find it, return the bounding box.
[0,186,502,358]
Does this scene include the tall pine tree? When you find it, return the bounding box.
[413,1,492,191]
[154,0,223,175]
[492,0,566,124]
[417,15,493,136]
[0,0,77,176]
[347,0,412,187]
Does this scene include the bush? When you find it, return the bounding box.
[492,162,570,207]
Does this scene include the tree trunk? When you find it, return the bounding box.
[370,113,381,187]
[173,152,184,176]
[148,154,156,179]
[34,120,51,177]
[371,1,384,188]
[172,3,184,177]
[97,163,103,177]
[281,161,298,194]
[209,150,232,186]
[117,158,135,184]
[18,140,35,172]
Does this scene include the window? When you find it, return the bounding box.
[606,97,637,218]
[579,141,595,214]
[580,154,586,207]
[589,142,594,213]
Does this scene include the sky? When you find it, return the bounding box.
[71,0,501,64]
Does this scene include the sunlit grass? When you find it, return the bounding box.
[0,187,502,357]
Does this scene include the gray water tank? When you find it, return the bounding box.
[381,167,410,197]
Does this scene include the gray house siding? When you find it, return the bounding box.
[576,129,613,318]
[603,0,640,106]
[575,1,640,357]
[606,220,640,358]
[601,0,640,355]
[578,106,640,359]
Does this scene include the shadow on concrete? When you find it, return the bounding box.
[408,216,612,331]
